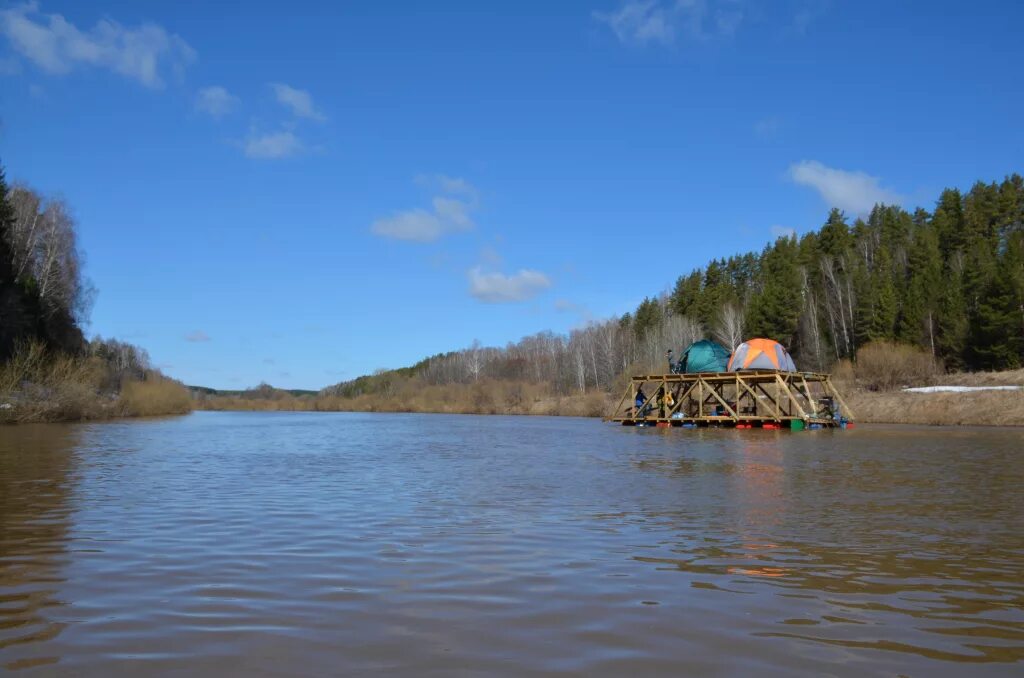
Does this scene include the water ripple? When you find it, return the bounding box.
[1,414,1022,675]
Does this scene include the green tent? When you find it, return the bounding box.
[678,340,731,373]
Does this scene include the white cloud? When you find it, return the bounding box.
[195,85,237,118]
[271,82,326,121]
[243,129,304,159]
[771,225,796,239]
[468,267,552,303]
[0,2,196,88]
[788,160,903,214]
[431,196,473,229]
[593,0,743,46]
[371,177,478,242]
[371,209,446,242]
[436,175,477,197]
[593,1,676,45]
[416,173,479,199]
[185,330,210,342]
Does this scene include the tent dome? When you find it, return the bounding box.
[727,338,797,372]
[679,340,731,373]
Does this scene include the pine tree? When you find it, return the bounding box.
[869,246,899,341]
[745,239,800,344]
[899,222,943,352]
[972,262,1022,369]
[819,208,852,257]
[669,270,702,317]
[932,188,966,260]
[937,261,969,369]
[695,260,730,328]
[633,297,662,340]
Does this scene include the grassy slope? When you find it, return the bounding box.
[843,369,1024,426]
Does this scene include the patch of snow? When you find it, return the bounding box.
[902,385,1023,393]
[0,403,12,410]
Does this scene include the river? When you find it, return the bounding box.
[1,412,1022,675]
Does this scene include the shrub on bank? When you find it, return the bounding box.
[854,341,942,391]
[118,375,192,417]
[1,341,192,423]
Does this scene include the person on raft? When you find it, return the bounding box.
[661,388,675,417]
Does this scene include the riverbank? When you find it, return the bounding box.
[193,372,1024,427]
[196,380,612,418]
[845,389,1022,426]
[1,378,193,424]
[1,344,193,424]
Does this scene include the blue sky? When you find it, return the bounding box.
[1,0,1021,389]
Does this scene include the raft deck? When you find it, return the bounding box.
[605,370,853,428]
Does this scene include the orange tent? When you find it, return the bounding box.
[727,338,797,372]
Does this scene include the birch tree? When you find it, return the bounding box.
[713,302,745,350]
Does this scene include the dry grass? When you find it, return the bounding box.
[938,368,1024,387]
[848,389,1024,426]
[831,341,1024,426]
[118,376,192,417]
[197,378,614,418]
[1,341,192,424]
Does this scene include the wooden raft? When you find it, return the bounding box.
[605,370,853,428]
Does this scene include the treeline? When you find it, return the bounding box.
[0,160,191,422]
[323,173,1023,401]
[666,175,1024,372]
[0,166,89,357]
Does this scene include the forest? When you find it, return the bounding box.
[0,160,191,422]
[319,173,1024,403]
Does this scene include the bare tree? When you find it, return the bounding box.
[6,186,91,323]
[8,185,43,281]
[713,302,744,350]
[464,339,482,382]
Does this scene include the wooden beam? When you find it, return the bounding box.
[739,377,781,419]
[700,376,739,419]
[825,376,855,420]
[800,375,818,417]
[776,373,808,419]
[608,382,631,422]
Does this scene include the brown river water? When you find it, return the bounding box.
[1,412,1022,676]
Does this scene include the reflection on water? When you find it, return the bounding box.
[625,426,1024,668]
[0,413,1022,675]
[0,424,78,671]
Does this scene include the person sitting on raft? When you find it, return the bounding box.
[662,388,675,417]
[635,388,647,416]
